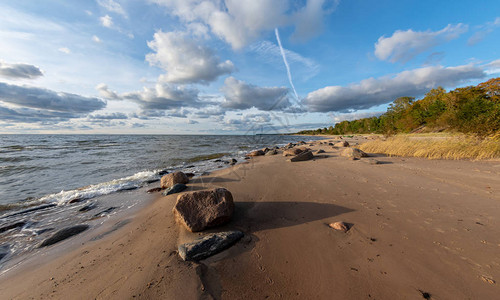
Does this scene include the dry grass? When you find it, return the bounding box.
[359,134,500,160]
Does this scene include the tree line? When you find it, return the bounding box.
[298,78,500,137]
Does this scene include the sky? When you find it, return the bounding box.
[0,0,499,134]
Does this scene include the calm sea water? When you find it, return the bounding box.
[0,134,321,267]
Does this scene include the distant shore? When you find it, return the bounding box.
[1,136,499,299]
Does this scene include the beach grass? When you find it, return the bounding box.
[359,134,500,160]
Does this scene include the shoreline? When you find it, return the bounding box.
[1,137,500,298]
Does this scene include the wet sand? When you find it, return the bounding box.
[1,138,500,299]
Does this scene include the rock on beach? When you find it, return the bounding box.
[173,188,234,232]
[161,171,189,189]
[38,224,89,248]
[178,230,244,261]
[289,150,314,162]
[340,148,368,159]
[162,183,187,196]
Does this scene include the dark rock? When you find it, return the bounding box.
[6,204,56,218]
[178,230,244,261]
[289,150,314,162]
[93,207,117,217]
[184,172,195,178]
[158,169,170,176]
[68,198,84,204]
[79,203,96,212]
[161,171,189,189]
[145,179,159,184]
[38,225,89,247]
[173,188,234,232]
[162,183,187,196]
[147,187,162,193]
[229,158,237,165]
[121,186,139,191]
[213,159,222,162]
[328,142,334,146]
[316,149,325,154]
[0,221,26,234]
[185,165,195,168]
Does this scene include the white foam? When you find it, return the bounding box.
[37,170,160,205]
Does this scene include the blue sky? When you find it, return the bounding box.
[0,0,499,134]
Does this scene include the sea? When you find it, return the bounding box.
[0,134,321,269]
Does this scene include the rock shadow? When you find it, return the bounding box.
[226,201,354,233]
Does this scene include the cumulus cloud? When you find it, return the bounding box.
[0,61,43,79]
[375,24,468,63]
[100,14,113,27]
[97,0,127,18]
[92,35,102,43]
[146,31,234,84]
[221,77,290,111]
[150,0,338,49]
[223,112,274,131]
[0,82,106,113]
[302,64,485,112]
[97,82,202,111]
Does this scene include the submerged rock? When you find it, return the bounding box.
[173,188,234,232]
[341,148,368,159]
[161,171,189,189]
[38,224,89,247]
[79,203,96,212]
[289,150,314,162]
[163,183,187,196]
[178,230,244,261]
[0,221,26,234]
[6,204,56,218]
[93,207,117,218]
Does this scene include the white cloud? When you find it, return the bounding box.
[0,82,106,113]
[58,47,71,54]
[375,24,468,63]
[150,0,338,49]
[221,77,290,111]
[97,0,127,18]
[100,14,113,28]
[303,64,485,112]
[146,31,234,84]
[0,60,43,79]
[92,35,101,43]
[97,82,202,111]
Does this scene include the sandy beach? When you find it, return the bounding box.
[1,137,500,299]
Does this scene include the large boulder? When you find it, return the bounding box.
[178,230,244,261]
[161,171,189,189]
[283,147,310,157]
[334,141,349,147]
[341,147,368,159]
[173,188,234,232]
[289,150,314,162]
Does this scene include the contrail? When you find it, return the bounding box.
[275,28,299,102]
